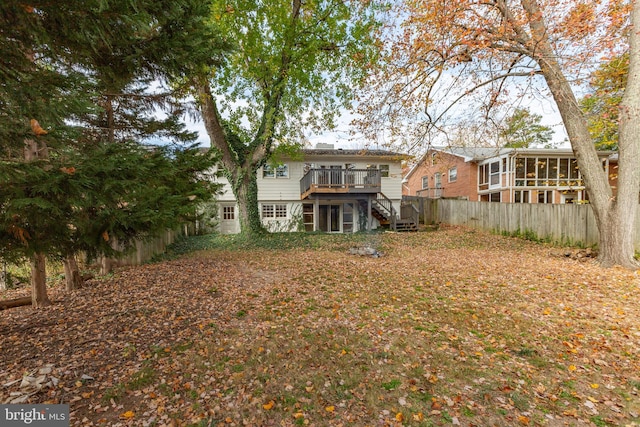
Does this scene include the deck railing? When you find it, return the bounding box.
[416,187,443,198]
[401,200,420,226]
[300,168,381,196]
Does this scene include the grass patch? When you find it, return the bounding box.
[102,383,125,403]
[158,230,385,258]
[381,379,402,391]
[127,365,156,390]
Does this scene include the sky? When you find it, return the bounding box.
[184,84,571,153]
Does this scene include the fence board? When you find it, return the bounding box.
[103,225,193,270]
[422,199,640,250]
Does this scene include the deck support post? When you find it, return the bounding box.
[314,198,319,232]
[367,196,372,231]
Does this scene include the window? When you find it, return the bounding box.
[481,193,501,202]
[263,165,274,178]
[431,152,437,166]
[479,161,500,189]
[515,156,582,187]
[448,166,457,183]
[537,158,548,186]
[262,204,274,218]
[515,159,525,186]
[303,204,314,231]
[490,161,500,186]
[222,206,235,220]
[275,204,287,218]
[344,163,355,185]
[526,158,536,186]
[366,164,378,183]
[514,190,529,203]
[263,164,289,178]
[422,176,429,189]
[434,173,442,188]
[276,165,289,178]
[262,204,287,219]
[343,203,354,233]
[379,164,390,178]
[538,190,554,204]
[479,164,490,190]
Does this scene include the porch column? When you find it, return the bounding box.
[367,196,372,231]
[314,198,319,232]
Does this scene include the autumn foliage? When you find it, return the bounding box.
[358,0,639,269]
[1,228,639,425]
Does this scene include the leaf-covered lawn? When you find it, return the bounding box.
[1,226,639,426]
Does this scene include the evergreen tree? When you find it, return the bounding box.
[0,1,227,305]
[499,108,555,149]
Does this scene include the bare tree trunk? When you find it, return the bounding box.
[597,207,638,267]
[0,297,32,310]
[31,253,51,308]
[520,0,640,269]
[0,261,7,291]
[63,253,83,291]
[601,0,640,268]
[24,137,55,305]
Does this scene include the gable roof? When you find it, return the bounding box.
[403,146,507,180]
[404,145,617,181]
[428,146,511,162]
[301,147,409,160]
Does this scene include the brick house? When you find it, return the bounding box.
[403,146,616,204]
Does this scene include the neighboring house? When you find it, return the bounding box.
[403,146,616,204]
[214,143,415,234]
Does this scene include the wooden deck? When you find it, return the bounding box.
[300,168,381,199]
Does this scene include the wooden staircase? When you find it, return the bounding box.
[395,218,419,232]
[359,194,418,232]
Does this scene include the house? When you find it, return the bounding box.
[403,146,616,204]
[215,143,416,234]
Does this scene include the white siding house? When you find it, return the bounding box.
[213,144,413,234]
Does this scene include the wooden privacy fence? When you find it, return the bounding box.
[422,198,640,250]
[100,223,195,272]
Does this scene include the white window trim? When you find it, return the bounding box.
[263,164,289,179]
[489,160,501,189]
[262,203,287,220]
[448,166,457,183]
[222,205,235,221]
[434,172,442,188]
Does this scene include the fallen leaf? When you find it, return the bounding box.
[262,400,274,410]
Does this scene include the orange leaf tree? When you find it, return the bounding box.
[358,0,639,268]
